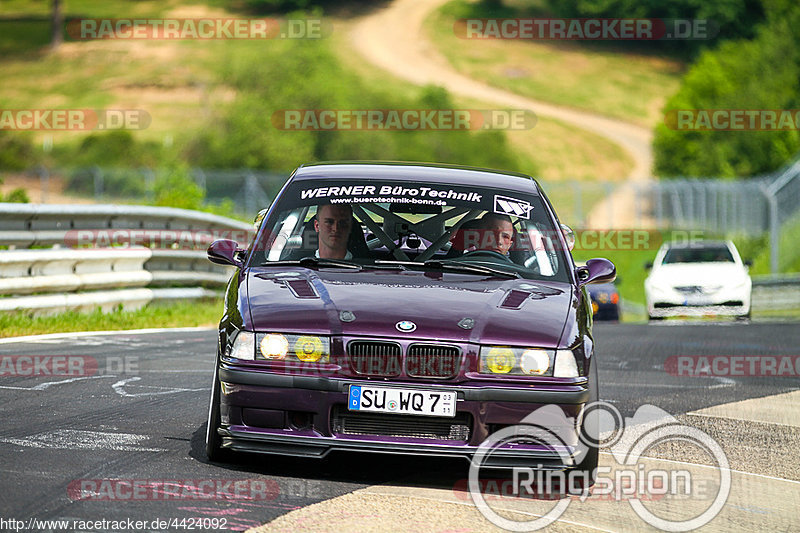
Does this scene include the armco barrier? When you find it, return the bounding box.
[751,274,800,311]
[0,288,221,314]
[0,203,253,313]
[0,203,252,248]
[0,248,152,295]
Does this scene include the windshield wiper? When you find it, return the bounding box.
[259,257,362,270]
[424,259,519,279]
[367,261,408,270]
[375,259,518,278]
[373,260,417,270]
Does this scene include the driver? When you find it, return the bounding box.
[477,213,514,256]
[314,204,353,259]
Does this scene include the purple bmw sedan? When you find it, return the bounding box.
[205,162,614,478]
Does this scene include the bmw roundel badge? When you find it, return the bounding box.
[396,320,417,333]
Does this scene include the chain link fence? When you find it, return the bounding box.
[25,166,286,219]
[542,153,800,273]
[12,156,800,273]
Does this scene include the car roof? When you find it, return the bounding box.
[292,161,542,194]
[663,240,732,250]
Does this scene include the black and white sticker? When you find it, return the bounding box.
[494,195,533,219]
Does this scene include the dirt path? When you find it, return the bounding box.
[350,0,654,228]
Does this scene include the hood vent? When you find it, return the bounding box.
[499,290,530,309]
[285,279,318,299]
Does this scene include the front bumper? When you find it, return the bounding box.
[217,365,590,468]
[647,303,749,318]
[646,285,751,317]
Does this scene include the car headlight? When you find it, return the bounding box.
[479,346,553,376]
[553,349,579,377]
[260,333,289,359]
[228,331,255,360]
[257,333,330,363]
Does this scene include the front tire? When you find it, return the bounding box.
[205,365,230,462]
[573,357,599,487]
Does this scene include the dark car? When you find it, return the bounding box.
[205,162,614,477]
[586,282,621,321]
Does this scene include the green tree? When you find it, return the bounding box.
[0,131,36,170]
[153,166,205,210]
[0,178,30,203]
[653,1,800,177]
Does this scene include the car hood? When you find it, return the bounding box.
[647,263,749,286]
[245,268,573,347]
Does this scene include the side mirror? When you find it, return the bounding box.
[644,261,653,270]
[208,239,244,267]
[744,258,753,267]
[578,258,616,286]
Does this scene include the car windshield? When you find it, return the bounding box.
[247,178,570,282]
[662,245,734,264]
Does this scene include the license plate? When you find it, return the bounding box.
[348,385,456,417]
[683,296,710,306]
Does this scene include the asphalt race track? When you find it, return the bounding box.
[0,323,798,531]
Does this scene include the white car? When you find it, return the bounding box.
[645,240,751,320]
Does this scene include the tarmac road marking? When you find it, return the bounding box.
[0,429,167,452]
[604,376,735,389]
[112,376,205,397]
[0,326,214,345]
[0,374,117,391]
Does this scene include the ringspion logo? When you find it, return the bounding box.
[469,403,730,531]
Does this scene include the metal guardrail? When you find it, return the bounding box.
[0,248,152,295]
[0,204,251,313]
[0,288,221,314]
[0,203,252,248]
[751,274,800,311]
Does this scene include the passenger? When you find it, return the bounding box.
[314,204,354,260]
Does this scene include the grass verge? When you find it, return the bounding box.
[0,299,221,338]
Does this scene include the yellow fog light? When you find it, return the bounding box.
[260,334,289,359]
[485,347,514,374]
[295,336,324,362]
[520,349,550,375]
